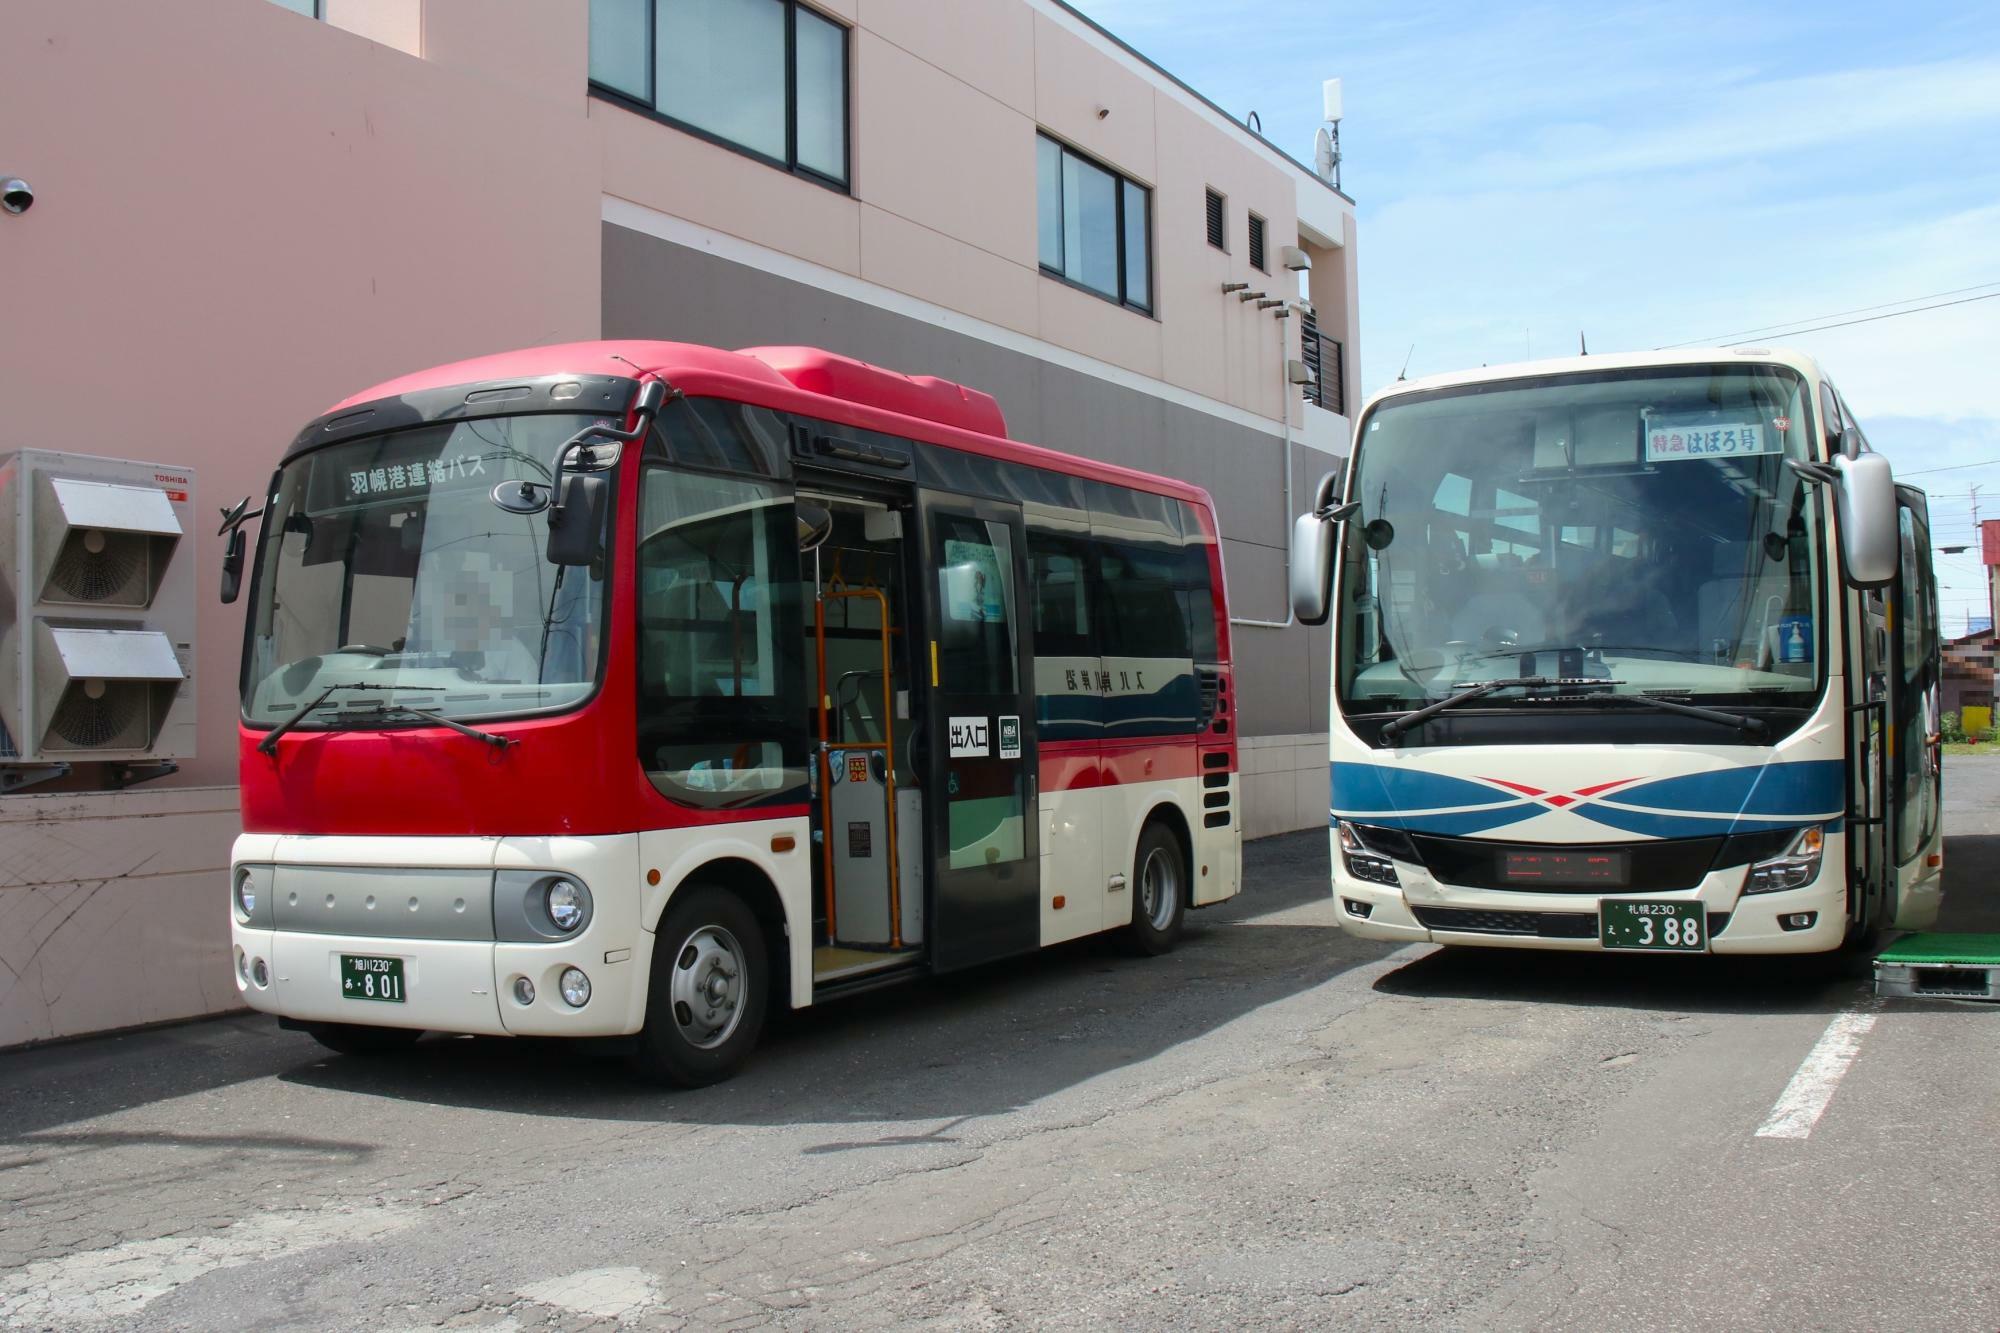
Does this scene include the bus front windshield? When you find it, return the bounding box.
[1337,364,1824,720]
[242,414,611,730]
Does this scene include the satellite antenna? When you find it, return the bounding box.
[1316,78,1344,190]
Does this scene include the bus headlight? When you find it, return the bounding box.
[1338,821,1400,887]
[1744,825,1825,895]
[234,870,257,922]
[546,879,587,932]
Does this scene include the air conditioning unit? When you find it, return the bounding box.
[0,450,195,785]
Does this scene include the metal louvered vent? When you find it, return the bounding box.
[46,530,149,604]
[1205,189,1225,249]
[1248,215,1267,272]
[46,682,148,750]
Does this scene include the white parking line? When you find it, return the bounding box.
[1755,1006,1879,1140]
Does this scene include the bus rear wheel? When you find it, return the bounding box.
[631,886,769,1087]
[304,1023,424,1057]
[1126,822,1188,956]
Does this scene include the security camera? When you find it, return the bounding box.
[0,178,32,215]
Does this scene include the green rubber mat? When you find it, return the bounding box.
[1876,933,2000,965]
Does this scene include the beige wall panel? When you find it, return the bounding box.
[860,0,1035,114]
[1035,280,1163,381]
[1152,95,1296,416]
[853,32,1035,267]
[323,0,423,55]
[0,789,243,1048]
[596,100,863,277]
[860,207,1041,336]
[2,0,602,789]
[423,0,588,105]
[1031,12,1158,183]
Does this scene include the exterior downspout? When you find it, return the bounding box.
[1230,302,1300,629]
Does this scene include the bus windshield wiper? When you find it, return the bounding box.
[323,700,516,750]
[1579,691,1768,739]
[256,681,444,755]
[1380,676,1583,746]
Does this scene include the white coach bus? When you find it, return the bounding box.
[1290,349,1942,961]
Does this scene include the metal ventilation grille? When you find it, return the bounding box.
[1205,189,1225,249]
[45,531,150,605]
[1248,215,1267,272]
[44,682,150,751]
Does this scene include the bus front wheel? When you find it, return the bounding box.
[631,886,769,1087]
[1127,822,1188,955]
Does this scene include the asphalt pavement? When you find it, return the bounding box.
[2,761,1997,1330]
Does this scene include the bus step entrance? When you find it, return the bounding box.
[1875,934,2000,1001]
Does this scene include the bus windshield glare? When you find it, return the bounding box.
[241,413,611,730]
[1337,364,1822,716]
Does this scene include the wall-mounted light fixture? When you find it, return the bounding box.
[1281,245,1311,272]
[1095,105,1111,120]
[1,177,33,215]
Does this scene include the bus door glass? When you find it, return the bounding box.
[921,493,1040,969]
[1891,492,1941,877]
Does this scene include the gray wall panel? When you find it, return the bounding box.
[603,222,1330,739]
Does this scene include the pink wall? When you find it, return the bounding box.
[1,0,601,786]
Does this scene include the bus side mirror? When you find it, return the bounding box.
[1290,512,1336,624]
[546,471,608,567]
[1834,452,1896,587]
[220,528,246,603]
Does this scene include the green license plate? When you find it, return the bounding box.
[340,954,406,1003]
[1600,900,1706,952]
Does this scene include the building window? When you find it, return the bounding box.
[588,0,850,190]
[1037,134,1152,315]
[1248,213,1267,272]
[267,0,320,14]
[1204,188,1226,250]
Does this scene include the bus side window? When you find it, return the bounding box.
[1091,533,1198,738]
[1027,523,1100,740]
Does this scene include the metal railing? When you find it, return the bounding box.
[1300,312,1345,416]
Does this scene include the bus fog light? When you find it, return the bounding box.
[559,967,591,1008]
[1343,898,1375,919]
[1745,825,1825,895]
[1780,912,1818,932]
[236,949,250,983]
[251,957,269,988]
[512,976,536,1006]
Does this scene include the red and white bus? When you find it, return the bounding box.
[226,341,1242,1084]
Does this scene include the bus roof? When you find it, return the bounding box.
[325,340,1215,509]
[1365,346,1828,411]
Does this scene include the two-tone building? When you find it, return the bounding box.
[0,0,1357,1046]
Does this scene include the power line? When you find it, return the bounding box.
[1720,291,2000,346]
[1900,457,2000,478]
[1658,280,2000,349]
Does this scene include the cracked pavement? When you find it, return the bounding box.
[5,769,2000,1330]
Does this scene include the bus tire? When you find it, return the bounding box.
[1126,821,1188,956]
[631,885,769,1087]
[304,1023,424,1056]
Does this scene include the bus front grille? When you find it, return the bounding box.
[1413,906,1596,938]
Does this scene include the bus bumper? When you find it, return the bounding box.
[230,834,650,1039]
[1329,832,1851,955]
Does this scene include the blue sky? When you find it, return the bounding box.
[1075,0,2000,631]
